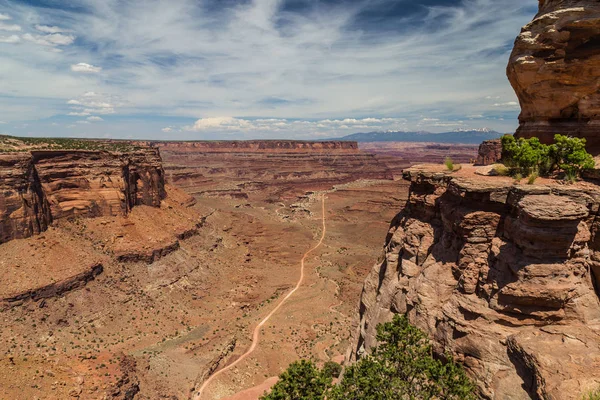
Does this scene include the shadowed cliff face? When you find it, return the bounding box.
[348,167,600,399]
[0,149,166,244]
[508,0,600,151]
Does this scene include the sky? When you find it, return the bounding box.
[0,0,538,140]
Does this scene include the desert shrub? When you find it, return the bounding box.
[553,134,595,180]
[444,157,454,171]
[322,361,342,379]
[262,316,476,400]
[492,164,510,176]
[501,134,594,179]
[527,171,538,185]
[501,135,551,176]
[260,360,332,400]
[582,387,600,400]
[513,173,523,183]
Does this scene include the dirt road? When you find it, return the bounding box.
[194,196,327,400]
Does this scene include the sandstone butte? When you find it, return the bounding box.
[508,0,600,151]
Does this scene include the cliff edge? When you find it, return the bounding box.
[348,165,600,399]
[0,147,166,244]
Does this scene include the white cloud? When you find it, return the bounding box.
[493,101,519,107]
[71,63,102,73]
[161,127,173,133]
[0,13,11,21]
[0,35,20,43]
[0,0,534,136]
[66,92,119,116]
[68,111,90,116]
[76,120,90,124]
[35,25,67,34]
[0,22,21,31]
[22,33,75,46]
[87,116,103,121]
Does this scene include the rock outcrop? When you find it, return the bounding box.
[508,0,600,151]
[154,140,393,200]
[348,166,600,399]
[476,139,503,166]
[0,149,166,244]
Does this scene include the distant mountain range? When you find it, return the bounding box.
[332,129,504,144]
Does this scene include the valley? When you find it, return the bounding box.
[0,138,409,399]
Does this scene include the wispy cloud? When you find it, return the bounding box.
[0,0,537,138]
[71,63,102,73]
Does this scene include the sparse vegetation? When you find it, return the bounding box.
[0,134,142,153]
[444,156,454,171]
[501,134,595,181]
[527,171,538,185]
[582,387,600,400]
[492,164,510,176]
[261,316,476,400]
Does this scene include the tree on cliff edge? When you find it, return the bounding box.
[261,315,476,400]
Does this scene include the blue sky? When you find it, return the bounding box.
[0,0,538,140]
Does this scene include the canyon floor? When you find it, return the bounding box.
[0,177,408,400]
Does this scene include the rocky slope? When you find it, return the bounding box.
[348,165,600,399]
[508,0,600,151]
[0,148,165,244]
[154,140,393,200]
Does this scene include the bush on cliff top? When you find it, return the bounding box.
[261,315,476,400]
[501,134,594,179]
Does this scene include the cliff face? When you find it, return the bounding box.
[508,0,600,151]
[154,140,392,200]
[348,167,600,399]
[0,149,165,244]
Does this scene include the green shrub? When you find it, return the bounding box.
[322,361,342,379]
[262,316,476,400]
[501,134,595,179]
[444,157,454,171]
[527,171,538,185]
[492,164,510,176]
[261,360,332,400]
[582,387,600,400]
[513,173,523,183]
[553,134,595,179]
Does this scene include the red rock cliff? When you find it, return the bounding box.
[348,167,600,399]
[508,0,600,151]
[0,149,166,244]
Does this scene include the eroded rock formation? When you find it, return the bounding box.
[476,139,503,166]
[348,167,600,399]
[0,149,165,244]
[154,140,393,200]
[508,0,600,151]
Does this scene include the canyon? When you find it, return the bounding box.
[0,138,412,399]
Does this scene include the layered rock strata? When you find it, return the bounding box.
[0,149,166,244]
[154,140,393,200]
[348,166,600,399]
[476,139,503,166]
[508,0,600,151]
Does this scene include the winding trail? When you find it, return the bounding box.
[195,195,327,400]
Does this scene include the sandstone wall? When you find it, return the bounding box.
[348,168,600,399]
[155,140,392,200]
[151,140,359,153]
[0,149,165,244]
[508,0,600,151]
